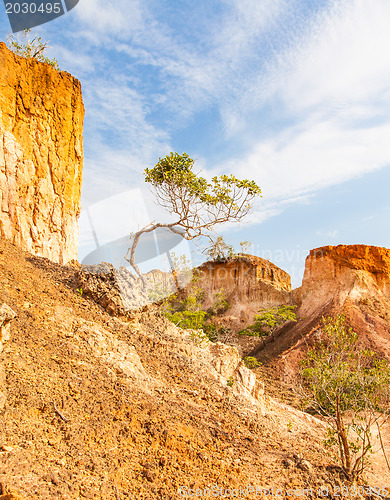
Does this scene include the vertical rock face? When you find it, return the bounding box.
[0,42,84,264]
[193,255,292,329]
[297,244,390,315]
[255,245,390,376]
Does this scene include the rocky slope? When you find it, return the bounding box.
[254,245,390,378]
[0,237,372,499]
[0,42,84,264]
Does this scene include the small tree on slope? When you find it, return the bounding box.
[299,315,390,482]
[125,152,262,283]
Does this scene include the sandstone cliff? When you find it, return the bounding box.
[0,42,84,264]
[253,245,390,376]
[193,255,292,330]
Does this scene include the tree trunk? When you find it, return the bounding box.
[166,251,180,293]
[336,396,352,478]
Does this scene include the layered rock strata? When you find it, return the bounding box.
[254,245,390,375]
[192,254,292,329]
[0,42,84,264]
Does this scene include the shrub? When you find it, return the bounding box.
[243,356,262,369]
[165,310,207,330]
[299,315,390,482]
[7,29,60,70]
[239,305,296,337]
[207,289,229,316]
[227,377,234,387]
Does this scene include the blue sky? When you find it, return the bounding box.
[1,0,390,287]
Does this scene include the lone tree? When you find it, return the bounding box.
[299,315,390,482]
[203,235,236,261]
[125,152,261,281]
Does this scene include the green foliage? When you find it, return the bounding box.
[190,329,210,345]
[162,284,230,342]
[127,152,261,280]
[227,377,234,387]
[145,152,262,208]
[207,289,229,316]
[301,316,390,416]
[147,283,173,304]
[239,305,297,337]
[299,315,390,481]
[145,152,195,183]
[183,288,206,311]
[7,29,60,70]
[165,309,207,330]
[243,356,262,369]
[239,240,253,253]
[204,236,236,261]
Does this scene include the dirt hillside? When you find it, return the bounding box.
[0,238,388,499]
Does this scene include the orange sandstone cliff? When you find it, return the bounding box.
[0,42,84,264]
[253,245,390,376]
[192,254,292,330]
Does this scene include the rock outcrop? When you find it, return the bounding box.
[0,42,84,264]
[191,254,292,330]
[253,245,390,376]
[77,264,176,315]
[296,245,390,313]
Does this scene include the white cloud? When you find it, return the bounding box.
[279,0,390,113]
[316,229,339,238]
[80,78,171,204]
[223,118,390,200]
[57,0,390,229]
[212,0,390,212]
[73,0,293,204]
[74,0,144,39]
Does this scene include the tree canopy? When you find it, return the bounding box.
[125,152,262,281]
[239,305,297,338]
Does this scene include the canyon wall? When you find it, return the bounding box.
[255,244,390,376]
[0,42,84,264]
[296,244,390,316]
[194,255,292,329]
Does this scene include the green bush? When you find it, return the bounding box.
[162,283,231,342]
[239,305,296,337]
[243,356,262,369]
[165,310,207,330]
[299,315,390,482]
[207,289,229,316]
[7,29,60,70]
[227,377,234,387]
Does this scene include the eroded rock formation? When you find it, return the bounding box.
[296,244,390,313]
[193,254,292,329]
[254,245,390,376]
[0,42,84,264]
